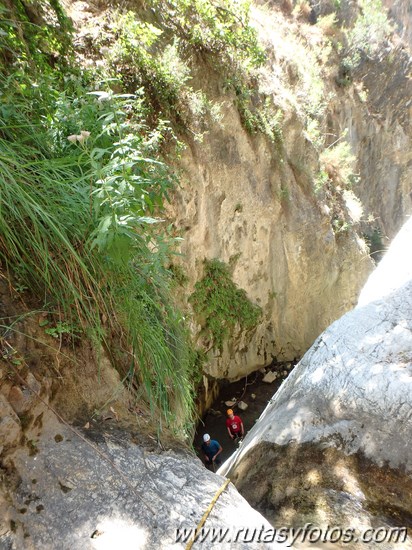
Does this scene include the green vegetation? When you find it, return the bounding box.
[222,66,283,143]
[150,0,265,67]
[314,169,330,194]
[315,140,360,235]
[235,89,283,143]
[346,0,392,58]
[106,13,189,121]
[0,0,276,435]
[339,0,392,81]
[44,321,81,341]
[364,227,384,260]
[0,0,198,435]
[168,263,189,286]
[94,0,271,140]
[189,259,261,351]
[319,140,356,188]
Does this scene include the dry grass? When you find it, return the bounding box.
[292,0,312,22]
[316,13,339,37]
[320,141,356,188]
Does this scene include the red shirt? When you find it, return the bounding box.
[226,415,243,434]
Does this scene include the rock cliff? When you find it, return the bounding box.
[167,0,412,385]
[220,216,412,535]
[60,0,412,398]
[1,415,290,549]
[172,100,373,381]
[383,0,412,49]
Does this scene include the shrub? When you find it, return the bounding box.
[319,140,356,187]
[0,1,197,434]
[189,259,261,351]
[341,0,392,74]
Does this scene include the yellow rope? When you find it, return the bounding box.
[185,477,231,550]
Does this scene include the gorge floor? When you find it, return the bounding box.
[194,364,295,466]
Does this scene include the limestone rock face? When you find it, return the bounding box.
[220,217,412,532]
[0,416,292,550]
[169,1,412,384]
[383,0,412,49]
[171,103,373,381]
[335,46,412,242]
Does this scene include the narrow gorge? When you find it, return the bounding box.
[0,0,411,548]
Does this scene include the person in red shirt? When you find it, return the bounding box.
[226,409,244,441]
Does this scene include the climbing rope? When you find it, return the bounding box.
[185,477,231,550]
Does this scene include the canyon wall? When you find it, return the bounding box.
[220,217,412,533]
[169,1,412,383]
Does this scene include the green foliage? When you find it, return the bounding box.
[364,227,384,260]
[228,78,283,142]
[99,0,265,134]
[341,0,392,76]
[44,321,81,340]
[188,347,207,387]
[189,259,261,351]
[332,218,351,234]
[108,14,188,114]
[229,252,241,267]
[168,263,189,286]
[314,169,329,195]
[150,0,265,68]
[0,2,196,435]
[319,140,356,187]
[314,140,360,235]
[0,0,72,72]
[154,0,272,142]
[348,0,392,54]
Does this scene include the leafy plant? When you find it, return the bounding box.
[150,0,265,68]
[364,227,384,260]
[332,218,351,234]
[0,1,72,72]
[189,259,261,351]
[0,4,196,434]
[314,169,329,195]
[319,140,356,187]
[168,263,189,286]
[44,321,81,340]
[314,138,362,235]
[348,0,392,54]
[227,76,283,142]
[107,14,188,115]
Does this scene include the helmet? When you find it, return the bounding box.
[203,433,211,442]
[227,409,234,416]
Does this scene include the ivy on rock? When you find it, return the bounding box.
[189,259,261,352]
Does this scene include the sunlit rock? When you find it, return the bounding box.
[220,217,412,536]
